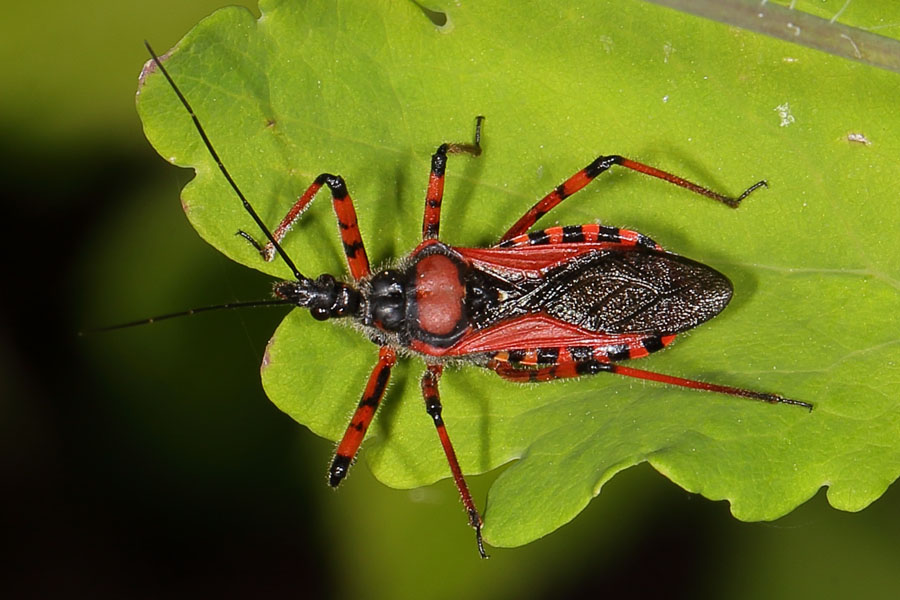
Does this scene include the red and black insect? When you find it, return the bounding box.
[144,42,811,559]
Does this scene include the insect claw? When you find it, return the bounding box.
[443,115,484,157]
[236,229,277,261]
[474,525,489,559]
[766,393,813,412]
[468,508,489,559]
[786,397,814,412]
[329,454,351,487]
[735,179,769,205]
[236,229,263,251]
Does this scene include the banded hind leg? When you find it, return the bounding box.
[497,222,663,251]
[487,346,812,410]
[500,155,768,243]
[421,364,487,558]
[239,173,371,280]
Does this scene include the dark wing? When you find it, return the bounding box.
[534,248,733,335]
[457,244,732,336]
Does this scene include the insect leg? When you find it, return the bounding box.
[239,174,372,280]
[329,346,397,487]
[500,155,767,242]
[422,116,485,240]
[607,363,812,410]
[488,353,599,382]
[497,223,662,251]
[488,352,812,410]
[421,364,488,558]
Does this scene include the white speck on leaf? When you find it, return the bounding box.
[598,35,613,53]
[663,42,674,63]
[775,102,795,127]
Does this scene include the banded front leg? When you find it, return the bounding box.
[422,116,485,240]
[240,173,371,280]
[329,346,397,487]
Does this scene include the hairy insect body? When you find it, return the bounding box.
[277,237,733,372]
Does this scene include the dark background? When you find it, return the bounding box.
[3,2,898,598]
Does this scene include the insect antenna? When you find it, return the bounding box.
[80,298,294,335]
[143,41,308,284]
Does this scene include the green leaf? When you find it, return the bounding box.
[137,0,900,548]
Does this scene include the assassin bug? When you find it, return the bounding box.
[143,42,811,559]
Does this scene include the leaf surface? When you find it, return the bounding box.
[137,0,900,547]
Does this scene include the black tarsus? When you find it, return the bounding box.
[440,115,484,157]
[736,179,769,204]
[143,40,307,284]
